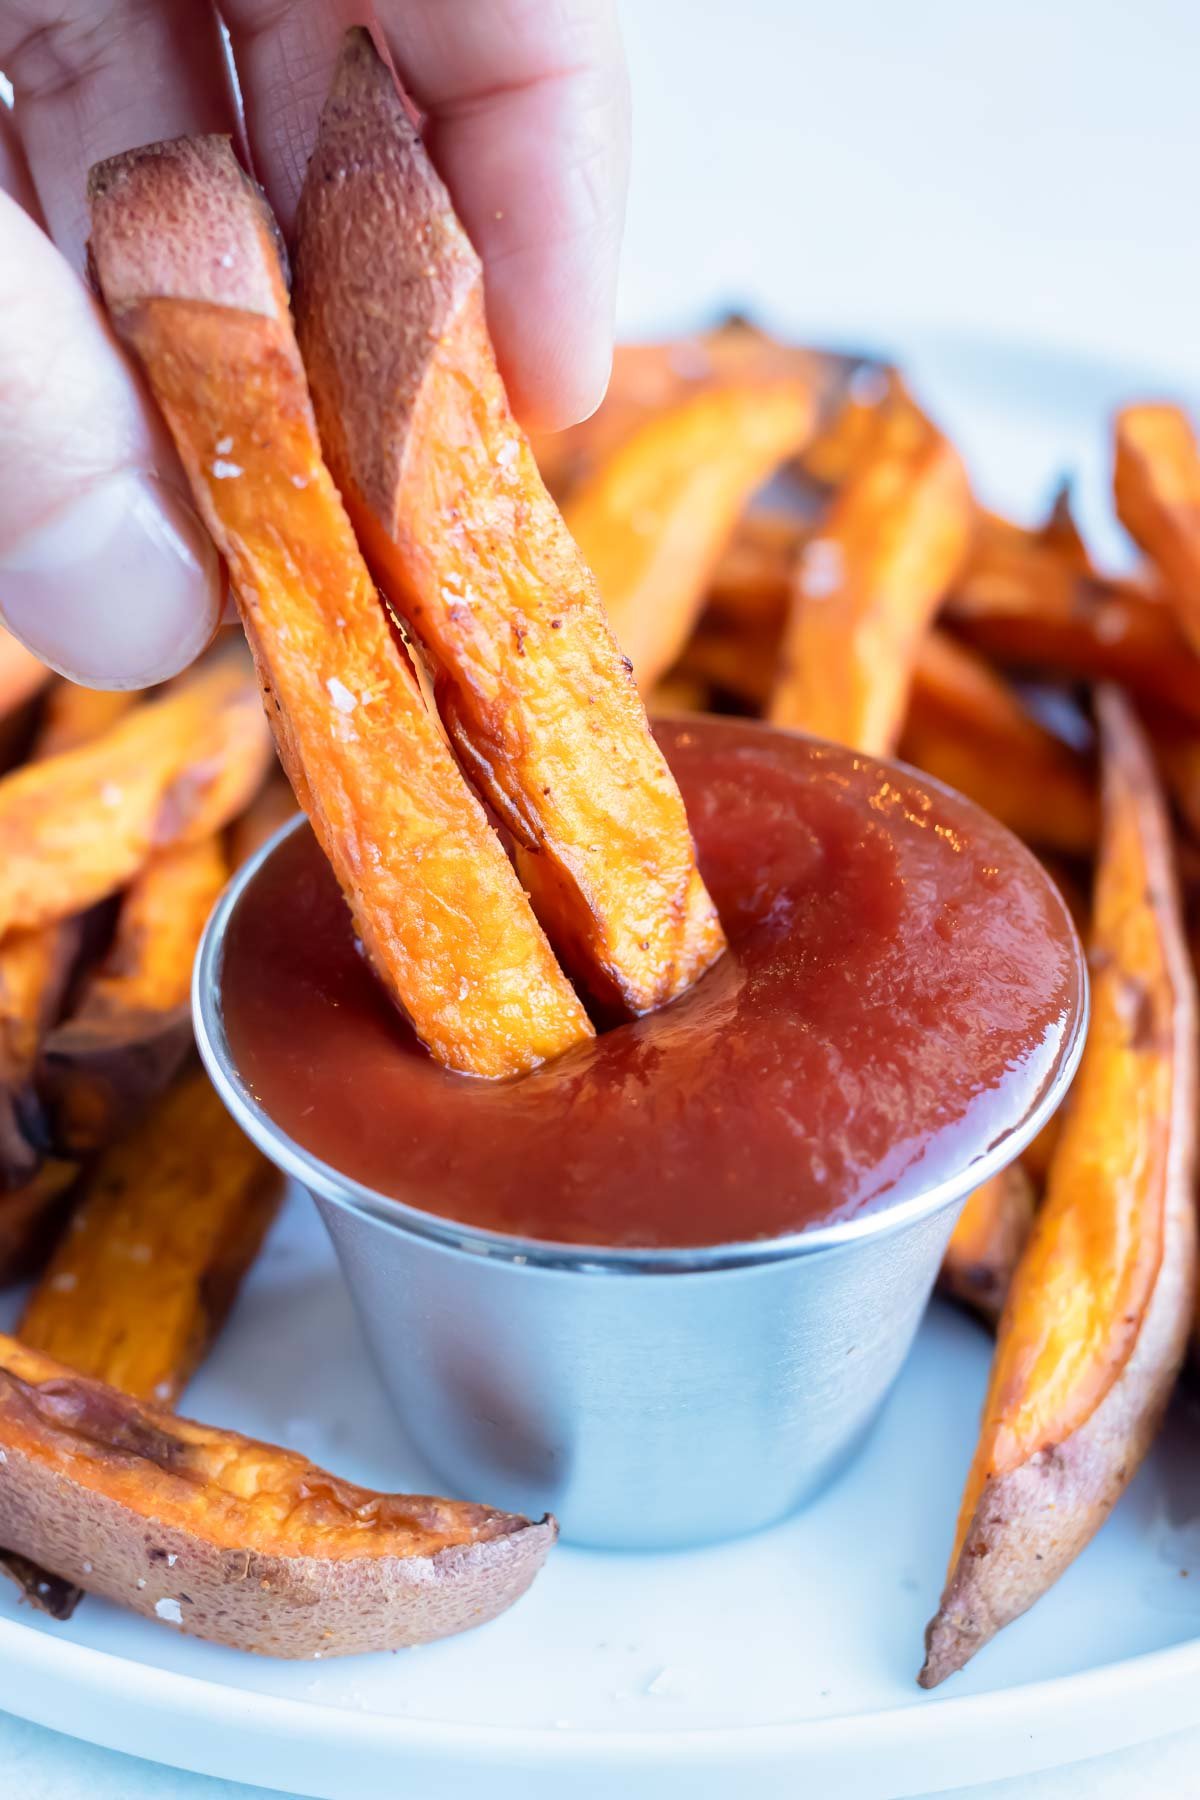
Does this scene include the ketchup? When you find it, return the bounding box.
[221,719,1081,1248]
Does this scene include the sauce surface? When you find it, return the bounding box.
[222,719,1082,1248]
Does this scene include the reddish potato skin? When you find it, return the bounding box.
[0,1346,555,1658]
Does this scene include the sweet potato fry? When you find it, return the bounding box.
[0,653,269,937]
[2,1071,280,1617]
[947,515,1200,723]
[1114,403,1200,654]
[899,630,1098,853]
[0,1333,554,1656]
[293,32,724,1015]
[0,1162,79,1289]
[0,683,137,1185]
[39,835,229,1156]
[0,632,50,720]
[89,134,590,1077]
[937,1165,1036,1328]
[21,1068,280,1406]
[531,324,863,502]
[704,511,800,630]
[921,688,1197,1686]
[563,376,817,695]
[768,398,973,754]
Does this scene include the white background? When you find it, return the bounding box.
[5,0,1200,1794]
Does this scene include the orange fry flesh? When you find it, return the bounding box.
[1114,403,1200,654]
[938,1165,1036,1327]
[900,630,1098,853]
[293,31,724,1016]
[0,653,269,937]
[922,689,1197,1684]
[88,134,591,1077]
[72,835,228,1021]
[768,400,973,756]
[948,515,1200,724]
[564,378,817,695]
[20,1069,280,1407]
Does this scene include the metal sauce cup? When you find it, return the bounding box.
[195,817,1087,1551]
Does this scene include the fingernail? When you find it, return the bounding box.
[0,470,222,689]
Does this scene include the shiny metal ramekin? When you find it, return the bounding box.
[195,816,1086,1550]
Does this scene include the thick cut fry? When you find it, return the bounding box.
[769,400,973,755]
[531,325,863,501]
[0,1162,78,1289]
[39,836,229,1156]
[564,377,817,694]
[0,683,137,1185]
[705,511,801,630]
[0,1334,554,1656]
[937,1166,1036,1327]
[294,32,724,1015]
[0,632,50,719]
[89,135,590,1078]
[1114,404,1200,654]
[0,654,269,936]
[948,516,1200,723]
[899,631,1098,853]
[3,1071,279,1616]
[921,689,1197,1686]
[21,1069,280,1406]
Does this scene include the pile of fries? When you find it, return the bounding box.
[1,21,1198,1685]
[539,324,1200,1685]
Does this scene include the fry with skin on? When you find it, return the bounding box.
[0,1161,78,1291]
[0,653,269,937]
[3,1071,281,1618]
[39,835,229,1156]
[0,1333,555,1656]
[21,1068,280,1409]
[1114,403,1200,654]
[900,630,1098,854]
[0,683,137,1186]
[564,376,818,697]
[769,398,973,756]
[937,1165,1037,1328]
[947,515,1200,725]
[89,134,590,1079]
[294,32,724,1016]
[921,688,1197,1687]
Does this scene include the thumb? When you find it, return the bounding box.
[0,192,221,689]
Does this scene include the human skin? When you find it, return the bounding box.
[0,1,630,687]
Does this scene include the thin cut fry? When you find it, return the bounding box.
[937,1165,1036,1327]
[948,515,1200,723]
[1114,403,1200,654]
[921,689,1197,1685]
[0,653,270,936]
[900,631,1098,853]
[22,1069,280,1407]
[40,835,229,1155]
[294,31,724,1015]
[769,399,973,755]
[89,134,591,1078]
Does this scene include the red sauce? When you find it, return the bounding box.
[221,719,1082,1248]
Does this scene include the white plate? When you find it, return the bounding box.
[3,337,1200,1800]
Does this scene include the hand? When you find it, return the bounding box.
[0,2,630,687]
